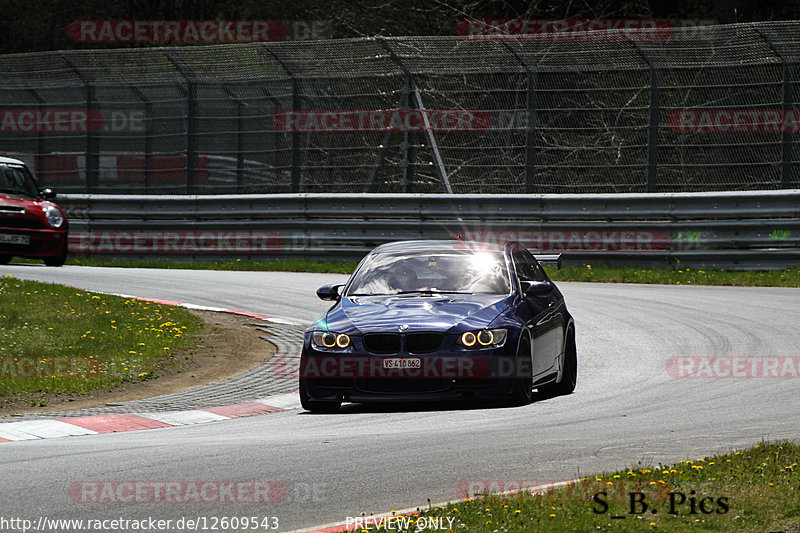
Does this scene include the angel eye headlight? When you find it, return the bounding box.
[312,331,351,349]
[460,331,477,347]
[335,334,350,348]
[459,329,507,348]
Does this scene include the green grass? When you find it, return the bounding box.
[0,275,203,396]
[63,256,360,274]
[9,256,800,286]
[359,441,800,532]
[546,264,800,287]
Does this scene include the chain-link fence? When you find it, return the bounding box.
[3,21,800,194]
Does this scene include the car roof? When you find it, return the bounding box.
[0,156,26,165]
[371,240,507,254]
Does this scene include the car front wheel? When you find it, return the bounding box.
[299,378,341,414]
[44,247,67,267]
[509,336,533,406]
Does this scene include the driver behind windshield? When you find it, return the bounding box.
[348,251,510,296]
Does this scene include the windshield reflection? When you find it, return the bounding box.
[347,250,510,296]
[0,164,38,197]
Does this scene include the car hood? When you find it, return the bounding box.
[0,194,52,209]
[324,293,513,333]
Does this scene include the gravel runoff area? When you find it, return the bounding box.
[0,323,304,421]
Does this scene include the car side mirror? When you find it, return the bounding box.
[39,188,56,199]
[316,284,343,301]
[522,280,554,298]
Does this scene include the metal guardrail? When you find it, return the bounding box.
[59,190,800,270]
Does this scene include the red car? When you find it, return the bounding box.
[0,156,68,266]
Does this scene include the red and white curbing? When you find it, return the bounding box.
[113,293,309,326]
[0,293,308,443]
[0,390,302,442]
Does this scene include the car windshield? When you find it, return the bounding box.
[347,249,511,296]
[0,164,39,196]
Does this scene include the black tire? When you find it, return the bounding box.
[509,337,533,406]
[299,378,341,414]
[0,255,11,265]
[541,327,577,397]
[44,246,67,267]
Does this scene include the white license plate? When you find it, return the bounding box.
[0,233,29,245]
[383,358,421,369]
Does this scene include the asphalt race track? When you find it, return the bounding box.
[2,264,800,532]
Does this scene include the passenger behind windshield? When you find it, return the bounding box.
[347,251,511,296]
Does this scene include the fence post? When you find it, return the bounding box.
[379,37,453,193]
[400,75,415,192]
[754,27,794,189]
[60,53,99,193]
[28,88,47,185]
[165,51,199,194]
[629,41,659,192]
[222,85,246,193]
[646,69,660,193]
[525,70,537,193]
[500,40,537,193]
[290,78,301,192]
[186,81,199,194]
[262,45,302,192]
[131,87,152,191]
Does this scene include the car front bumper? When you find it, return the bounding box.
[300,349,520,402]
[0,227,67,259]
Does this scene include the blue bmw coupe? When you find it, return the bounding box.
[299,240,577,413]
